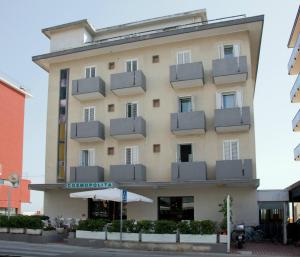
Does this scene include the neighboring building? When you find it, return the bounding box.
[31,10,264,225]
[0,76,31,214]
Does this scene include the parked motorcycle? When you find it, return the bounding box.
[231,224,246,249]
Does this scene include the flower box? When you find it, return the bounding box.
[141,233,176,243]
[26,229,42,235]
[107,232,139,241]
[0,228,8,233]
[10,228,25,234]
[76,230,106,240]
[219,234,227,243]
[180,234,217,243]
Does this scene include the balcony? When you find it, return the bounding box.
[171,162,207,181]
[288,33,300,75]
[291,74,300,103]
[294,144,300,161]
[170,111,205,135]
[110,117,146,140]
[169,62,204,89]
[214,107,250,133]
[110,164,146,182]
[216,159,253,180]
[292,109,300,132]
[69,166,104,182]
[111,70,146,96]
[70,121,105,142]
[212,56,248,85]
[72,77,105,100]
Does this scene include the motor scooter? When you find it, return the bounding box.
[231,224,246,249]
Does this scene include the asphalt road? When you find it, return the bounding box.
[0,240,277,257]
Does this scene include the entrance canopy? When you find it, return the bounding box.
[70,188,153,203]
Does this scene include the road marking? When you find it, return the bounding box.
[0,249,59,256]
[0,245,73,254]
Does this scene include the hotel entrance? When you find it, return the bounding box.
[88,199,126,220]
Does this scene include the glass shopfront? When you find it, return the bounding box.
[88,199,127,220]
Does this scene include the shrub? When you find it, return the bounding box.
[124,220,138,233]
[189,221,201,234]
[0,216,8,228]
[200,220,216,234]
[177,221,191,234]
[136,220,153,233]
[8,216,28,228]
[154,220,177,234]
[107,220,120,232]
[77,219,107,232]
[26,217,43,229]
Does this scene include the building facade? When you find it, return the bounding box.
[32,10,264,225]
[0,76,31,214]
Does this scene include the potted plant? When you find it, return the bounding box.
[26,216,43,235]
[67,218,77,239]
[76,219,107,240]
[9,215,26,234]
[141,220,177,243]
[54,216,65,234]
[218,196,233,243]
[0,216,9,233]
[107,220,139,241]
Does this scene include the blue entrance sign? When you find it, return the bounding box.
[64,182,113,189]
[122,189,127,203]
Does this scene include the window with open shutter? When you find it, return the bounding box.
[132,146,139,164]
[80,150,89,166]
[88,149,95,165]
[223,140,239,160]
[126,59,138,72]
[126,103,138,118]
[83,107,95,122]
[177,51,191,64]
[85,66,96,78]
[125,147,132,165]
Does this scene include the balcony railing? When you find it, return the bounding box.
[72,77,105,100]
[170,111,205,135]
[214,107,250,133]
[110,164,146,182]
[111,70,146,96]
[216,159,253,180]
[70,121,105,142]
[171,162,207,181]
[69,166,104,183]
[110,117,146,140]
[212,56,248,85]
[294,144,300,161]
[169,62,204,88]
[288,33,300,75]
[290,74,300,103]
[292,109,300,132]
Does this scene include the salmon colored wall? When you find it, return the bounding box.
[0,80,30,212]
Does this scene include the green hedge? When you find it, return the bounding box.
[178,220,216,234]
[0,216,8,228]
[154,220,177,234]
[77,219,107,232]
[6,216,43,229]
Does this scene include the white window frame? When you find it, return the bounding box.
[221,92,237,109]
[216,90,243,109]
[176,50,191,64]
[83,106,96,122]
[85,66,96,78]
[79,148,95,166]
[125,59,138,72]
[178,96,192,113]
[124,146,139,165]
[126,102,138,118]
[223,140,239,160]
[176,143,193,162]
[218,43,240,59]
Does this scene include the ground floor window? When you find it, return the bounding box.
[88,199,127,220]
[0,208,17,215]
[158,196,194,221]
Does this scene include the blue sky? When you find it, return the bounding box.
[0,0,299,212]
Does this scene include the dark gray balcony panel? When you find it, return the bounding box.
[290,74,300,103]
[72,77,105,100]
[214,107,250,133]
[294,144,300,161]
[171,162,207,181]
[70,166,104,183]
[292,109,300,132]
[170,111,205,135]
[212,56,248,84]
[288,33,300,75]
[170,62,204,88]
[110,117,146,140]
[216,159,253,180]
[71,121,105,142]
[111,70,146,96]
[110,164,146,182]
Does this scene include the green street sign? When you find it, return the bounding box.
[64,182,114,189]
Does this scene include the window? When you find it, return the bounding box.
[108,62,115,70]
[85,66,96,78]
[179,97,192,112]
[223,140,239,160]
[153,99,160,108]
[153,144,160,153]
[177,144,193,162]
[80,149,95,166]
[108,104,115,112]
[222,92,236,109]
[83,107,95,122]
[126,59,138,72]
[158,196,194,221]
[107,147,114,155]
[177,51,191,64]
[218,44,240,59]
[152,55,159,63]
[125,146,139,165]
[223,45,234,58]
[126,102,138,118]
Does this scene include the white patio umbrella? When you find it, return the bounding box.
[69,188,153,203]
